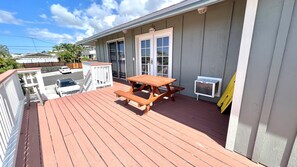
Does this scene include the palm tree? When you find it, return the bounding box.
[53,43,84,63]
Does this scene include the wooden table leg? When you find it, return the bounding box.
[129,81,135,93]
[166,84,175,101]
[145,105,150,114]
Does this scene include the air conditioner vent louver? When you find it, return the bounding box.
[194,76,222,100]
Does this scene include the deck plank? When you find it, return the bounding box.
[16,81,262,167]
[50,99,72,137]
[64,134,90,166]
[59,97,120,167]
[102,82,258,167]
[77,92,195,167]
[37,103,57,167]
[44,101,73,166]
[68,95,174,167]
[90,90,232,167]
[50,99,90,166]
[68,95,142,167]
[26,103,42,166]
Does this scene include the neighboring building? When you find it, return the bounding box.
[15,53,59,63]
[78,0,297,166]
[82,46,96,60]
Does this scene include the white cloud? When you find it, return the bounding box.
[48,0,183,41]
[27,28,74,44]
[0,10,23,24]
[39,14,48,19]
[50,4,85,29]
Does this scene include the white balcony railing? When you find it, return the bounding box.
[0,70,25,167]
[81,62,113,92]
[17,68,46,96]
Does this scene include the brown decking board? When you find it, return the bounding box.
[16,81,261,167]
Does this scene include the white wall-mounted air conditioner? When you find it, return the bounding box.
[194,76,222,100]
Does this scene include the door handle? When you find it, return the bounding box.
[150,59,153,64]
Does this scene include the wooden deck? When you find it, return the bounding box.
[16,81,261,167]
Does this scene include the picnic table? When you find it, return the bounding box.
[115,75,184,113]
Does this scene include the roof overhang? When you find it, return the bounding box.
[77,0,223,45]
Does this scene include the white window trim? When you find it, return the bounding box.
[135,27,173,77]
[106,37,127,79]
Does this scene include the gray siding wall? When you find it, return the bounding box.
[235,0,297,166]
[95,0,246,100]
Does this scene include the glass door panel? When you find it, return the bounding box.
[108,42,118,77]
[117,41,126,78]
[140,39,151,75]
[108,40,126,79]
[155,36,169,77]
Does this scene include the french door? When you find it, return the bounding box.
[108,40,126,79]
[137,28,173,78]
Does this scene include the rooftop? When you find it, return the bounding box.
[16,81,261,166]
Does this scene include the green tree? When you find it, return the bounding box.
[58,51,74,63]
[53,43,84,63]
[0,44,17,73]
[0,44,11,58]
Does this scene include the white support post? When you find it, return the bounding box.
[35,70,46,95]
[225,0,259,151]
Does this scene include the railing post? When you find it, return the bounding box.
[109,64,113,86]
[35,70,46,95]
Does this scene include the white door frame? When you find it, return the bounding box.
[135,27,173,77]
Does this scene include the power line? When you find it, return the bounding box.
[7,46,52,48]
[31,38,38,52]
[0,34,67,45]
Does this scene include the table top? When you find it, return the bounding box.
[127,75,176,87]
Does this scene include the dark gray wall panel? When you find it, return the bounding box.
[95,40,100,61]
[201,1,233,78]
[180,11,204,97]
[167,15,183,85]
[234,0,284,158]
[141,24,152,34]
[223,0,246,91]
[134,27,141,36]
[125,30,134,77]
[153,20,166,31]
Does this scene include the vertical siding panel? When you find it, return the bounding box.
[254,1,297,166]
[141,24,152,34]
[223,0,246,91]
[201,1,233,78]
[167,15,183,85]
[234,0,284,158]
[95,40,100,61]
[125,30,134,77]
[288,135,297,167]
[153,20,166,31]
[100,39,106,62]
[180,11,204,97]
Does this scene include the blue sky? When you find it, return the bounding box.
[0,0,182,54]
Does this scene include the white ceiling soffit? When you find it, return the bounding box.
[77,0,223,45]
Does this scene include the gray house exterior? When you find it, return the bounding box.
[78,0,297,166]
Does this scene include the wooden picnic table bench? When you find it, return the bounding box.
[114,75,184,113]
